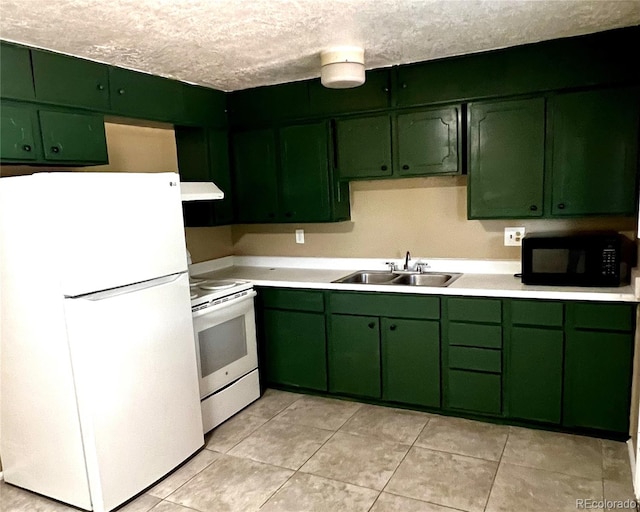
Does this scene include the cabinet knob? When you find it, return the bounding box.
[390,324,397,331]
[368,322,376,329]
[285,212,293,218]
[530,205,538,211]
[51,146,60,154]
[118,88,125,95]
[22,144,31,152]
[402,164,410,170]
[268,212,276,218]
[97,83,105,91]
[401,83,408,89]
[381,165,388,171]
[383,87,389,93]
[558,203,566,210]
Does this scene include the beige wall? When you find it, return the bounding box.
[233,176,636,260]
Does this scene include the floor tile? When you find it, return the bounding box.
[259,473,378,512]
[604,478,637,505]
[165,453,293,512]
[240,388,302,420]
[276,394,362,431]
[385,446,497,512]
[501,427,602,480]
[148,501,194,512]
[228,417,333,470]
[0,480,80,512]
[414,415,508,461]
[370,492,460,511]
[300,431,409,490]
[204,411,268,453]
[118,494,163,512]
[602,439,633,484]
[148,449,221,498]
[485,462,603,512]
[340,404,430,445]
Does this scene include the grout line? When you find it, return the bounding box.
[482,425,509,512]
[381,490,470,512]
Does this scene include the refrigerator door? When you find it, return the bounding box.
[41,172,188,297]
[63,272,203,512]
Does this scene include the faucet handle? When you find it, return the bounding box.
[385,261,397,272]
[415,262,431,273]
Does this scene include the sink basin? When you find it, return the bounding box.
[333,270,462,287]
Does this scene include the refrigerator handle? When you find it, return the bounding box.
[66,272,185,301]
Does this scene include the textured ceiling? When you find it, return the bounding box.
[1,0,639,91]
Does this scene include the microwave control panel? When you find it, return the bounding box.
[601,247,618,276]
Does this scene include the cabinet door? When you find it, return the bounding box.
[280,122,331,222]
[335,115,392,179]
[109,67,183,122]
[1,104,38,161]
[208,129,234,225]
[0,42,35,100]
[507,326,563,424]
[563,329,633,433]
[550,88,639,216]
[180,83,227,127]
[328,315,381,398]
[39,110,108,164]
[381,318,440,407]
[396,107,459,176]
[232,129,279,223]
[32,51,110,110]
[468,98,545,219]
[263,309,327,391]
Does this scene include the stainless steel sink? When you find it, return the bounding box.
[333,270,462,287]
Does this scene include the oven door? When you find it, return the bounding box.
[192,291,258,398]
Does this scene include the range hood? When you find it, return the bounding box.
[180,181,224,201]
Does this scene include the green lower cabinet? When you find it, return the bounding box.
[1,104,38,161]
[507,326,563,424]
[447,370,501,414]
[329,314,381,399]
[563,329,633,433]
[263,309,327,391]
[381,318,440,407]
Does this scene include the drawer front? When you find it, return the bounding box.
[568,302,635,332]
[449,346,501,373]
[447,297,502,323]
[448,370,501,414]
[260,288,324,312]
[447,322,502,349]
[511,300,563,327]
[330,292,440,320]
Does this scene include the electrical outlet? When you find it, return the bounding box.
[295,229,304,244]
[504,227,525,246]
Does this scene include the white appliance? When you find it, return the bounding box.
[190,278,260,433]
[180,181,224,201]
[0,172,204,512]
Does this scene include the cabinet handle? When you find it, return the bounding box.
[389,324,397,331]
[285,212,293,218]
[118,88,125,95]
[530,205,538,211]
[368,322,376,329]
[381,165,388,171]
[51,146,60,154]
[402,164,410,170]
[97,83,105,91]
[22,144,31,152]
[558,203,565,210]
[268,212,276,218]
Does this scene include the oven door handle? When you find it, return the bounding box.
[192,289,257,318]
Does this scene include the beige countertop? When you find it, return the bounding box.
[191,257,638,302]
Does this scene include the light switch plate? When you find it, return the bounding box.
[504,227,525,246]
[295,229,304,244]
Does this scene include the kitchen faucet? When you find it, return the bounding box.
[404,251,411,270]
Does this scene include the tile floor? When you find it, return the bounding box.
[1,389,637,512]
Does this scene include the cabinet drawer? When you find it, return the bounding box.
[449,346,501,373]
[448,370,501,414]
[330,292,439,320]
[448,322,502,349]
[568,303,635,332]
[260,288,324,312]
[511,300,563,327]
[447,297,501,323]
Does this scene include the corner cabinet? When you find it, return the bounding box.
[232,121,350,223]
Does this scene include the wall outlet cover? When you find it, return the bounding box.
[504,227,525,246]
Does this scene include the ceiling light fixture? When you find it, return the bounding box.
[320,46,365,89]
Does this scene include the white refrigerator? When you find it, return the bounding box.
[0,172,204,512]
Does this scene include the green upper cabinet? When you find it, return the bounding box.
[31,50,110,111]
[229,81,310,127]
[232,128,279,223]
[549,87,639,217]
[0,42,35,101]
[38,110,108,164]
[176,126,233,227]
[468,98,545,219]
[109,67,183,122]
[1,104,38,161]
[395,107,460,176]
[335,114,392,179]
[180,83,227,127]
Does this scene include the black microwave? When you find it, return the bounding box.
[521,232,635,287]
